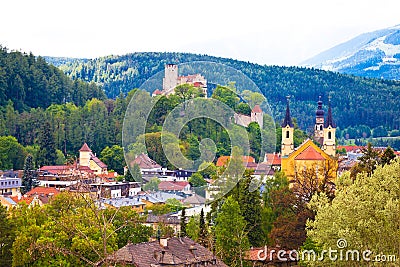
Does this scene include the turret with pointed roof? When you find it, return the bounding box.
[79,143,92,152]
[281,96,294,128]
[325,98,336,128]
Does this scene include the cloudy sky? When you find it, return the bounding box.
[1,0,399,66]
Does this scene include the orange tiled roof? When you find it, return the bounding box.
[10,196,34,205]
[295,146,325,160]
[25,187,60,197]
[265,153,281,165]
[216,155,255,167]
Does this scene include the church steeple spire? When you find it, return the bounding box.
[325,96,336,128]
[281,96,294,128]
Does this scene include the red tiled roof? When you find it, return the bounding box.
[158,181,189,191]
[91,155,107,168]
[193,81,204,87]
[295,146,325,160]
[337,145,363,153]
[265,153,281,165]
[10,196,34,205]
[25,187,60,197]
[79,143,92,152]
[78,166,94,173]
[245,162,258,169]
[153,89,162,95]
[40,165,68,171]
[132,153,161,169]
[252,104,262,113]
[216,155,255,167]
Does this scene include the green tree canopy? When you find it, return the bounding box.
[307,158,400,266]
[214,196,250,267]
[100,145,125,175]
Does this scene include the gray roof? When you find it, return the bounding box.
[106,237,228,266]
[100,197,145,208]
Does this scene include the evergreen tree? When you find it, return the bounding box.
[237,170,264,247]
[21,154,37,194]
[124,168,133,182]
[381,146,396,166]
[36,121,57,166]
[180,207,187,237]
[131,163,142,183]
[350,142,381,179]
[198,208,208,247]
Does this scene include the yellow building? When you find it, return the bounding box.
[79,143,108,175]
[280,97,337,185]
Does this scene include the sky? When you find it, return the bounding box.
[1,0,399,66]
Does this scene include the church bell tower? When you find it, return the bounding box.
[281,97,294,157]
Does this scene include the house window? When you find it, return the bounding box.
[328,131,332,139]
[320,125,323,130]
[286,131,289,139]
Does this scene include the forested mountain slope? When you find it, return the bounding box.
[46,52,400,132]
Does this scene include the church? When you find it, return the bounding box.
[280,97,338,182]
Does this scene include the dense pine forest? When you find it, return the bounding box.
[46,52,400,134]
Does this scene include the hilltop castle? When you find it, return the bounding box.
[152,64,208,96]
[233,104,264,129]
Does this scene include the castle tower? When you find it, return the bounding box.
[314,96,325,145]
[323,98,336,157]
[79,143,92,167]
[251,104,263,129]
[281,97,294,157]
[162,64,178,94]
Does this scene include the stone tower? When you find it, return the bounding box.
[79,143,92,167]
[281,97,294,157]
[314,96,325,145]
[323,98,336,157]
[251,104,263,129]
[162,64,178,94]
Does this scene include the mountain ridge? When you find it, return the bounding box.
[302,25,400,80]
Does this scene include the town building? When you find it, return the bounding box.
[130,153,194,182]
[280,97,338,182]
[90,181,141,198]
[79,143,108,175]
[0,175,22,196]
[104,237,228,267]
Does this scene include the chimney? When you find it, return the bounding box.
[189,245,197,255]
[160,238,168,247]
